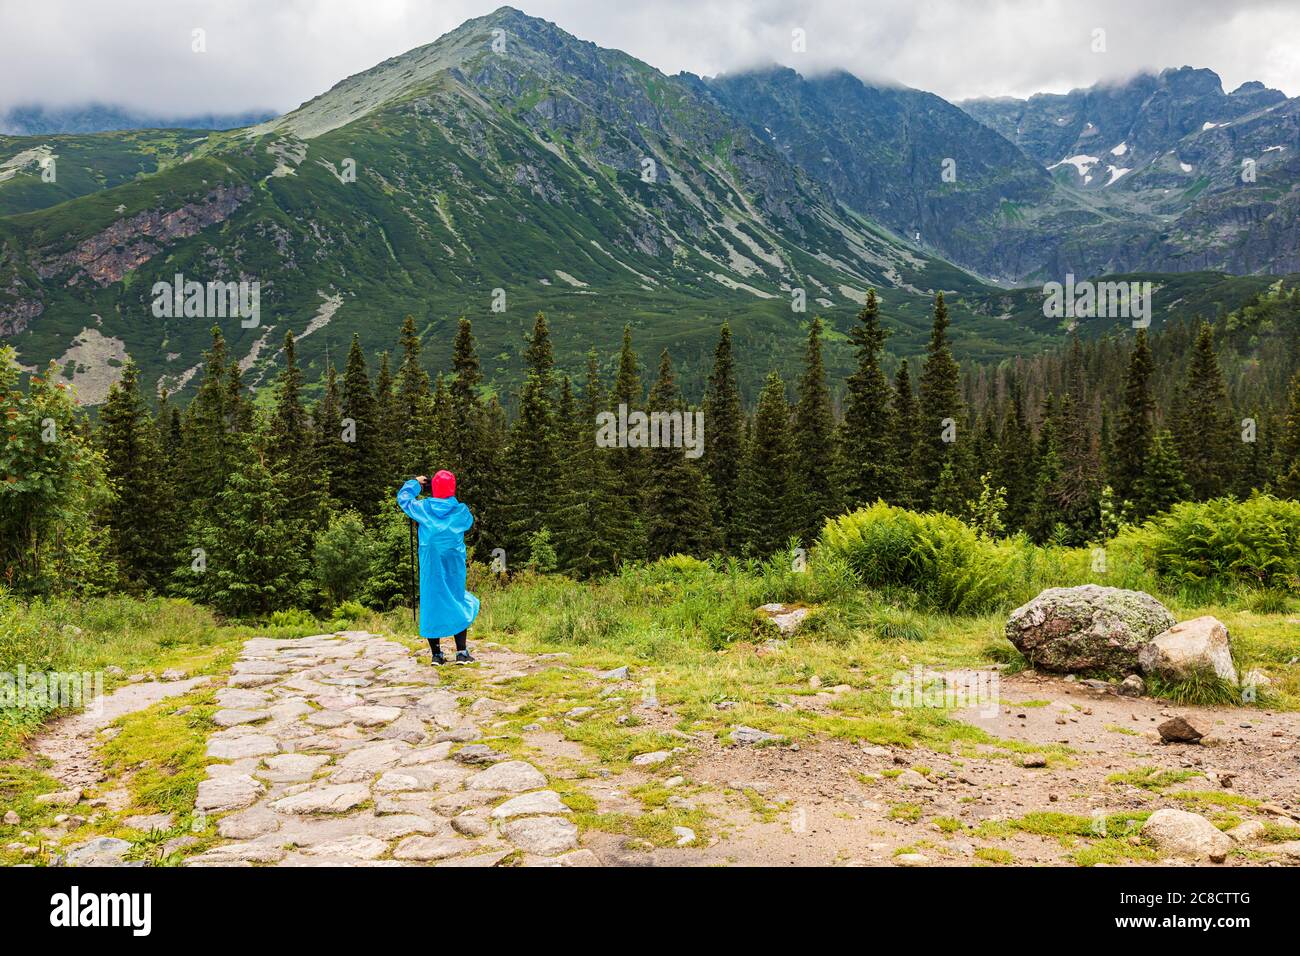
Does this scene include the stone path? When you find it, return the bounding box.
[186,631,596,867]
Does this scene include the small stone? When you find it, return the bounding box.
[673,826,695,847]
[393,836,467,861]
[631,750,670,766]
[35,789,82,807]
[730,726,782,746]
[3,810,20,826]
[1158,716,1206,744]
[1022,754,1048,768]
[895,853,929,867]
[160,668,187,682]
[565,707,594,719]
[897,769,934,788]
[599,666,629,680]
[123,813,175,832]
[272,783,370,814]
[1226,820,1266,843]
[1117,674,1146,698]
[195,774,264,813]
[453,744,504,765]
[452,813,491,837]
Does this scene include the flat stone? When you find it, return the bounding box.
[392,835,470,861]
[599,666,629,680]
[436,849,511,868]
[896,853,929,867]
[452,812,491,837]
[1227,820,1266,843]
[346,705,402,727]
[35,789,82,807]
[1158,716,1207,744]
[66,837,132,867]
[272,783,371,815]
[368,814,445,840]
[500,816,578,856]
[228,673,280,688]
[216,689,270,708]
[212,709,271,728]
[206,732,279,760]
[398,743,454,765]
[527,848,602,867]
[217,806,281,839]
[491,790,571,819]
[453,744,504,765]
[730,726,782,746]
[465,761,547,793]
[338,742,410,772]
[264,753,330,776]
[195,774,264,812]
[303,835,389,860]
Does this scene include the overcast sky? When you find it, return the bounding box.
[3,0,1299,116]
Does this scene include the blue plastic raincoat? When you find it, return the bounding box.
[397,479,480,639]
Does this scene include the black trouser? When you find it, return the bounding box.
[428,629,467,655]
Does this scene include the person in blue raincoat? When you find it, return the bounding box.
[397,469,480,665]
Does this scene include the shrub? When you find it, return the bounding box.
[313,511,374,608]
[815,503,1029,614]
[1113,496,1300,599]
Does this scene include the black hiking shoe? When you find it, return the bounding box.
[430,649,447,666]
[455,650,475,665]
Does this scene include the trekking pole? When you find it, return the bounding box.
[408,517,418,627]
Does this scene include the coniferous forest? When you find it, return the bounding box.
[4,283,1298,617]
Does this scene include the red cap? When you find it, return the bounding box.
[430,470,456,498]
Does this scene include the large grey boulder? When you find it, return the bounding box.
[1004,585,1174,673]
[1139,616,1238,685]
[1141,808,1232,862]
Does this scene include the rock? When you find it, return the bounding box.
[35,789,82,807]
[66,837,133,867]
[599,666,629,680]
[1117,675,1146,698]
[731,726,782,746]
[160,668,187,682]
[345,705,402,727]
[1226,820,1266,843]
[453,744,504,765]
[895,853,929,867]
[897,769,935,788]
[392,835,467,861]
[530,848,602,867]
[1139,616,1238,686]
[161,836,198,857]
[1021,754,1048,768]
[465,760,547,793]
[1005,585,1174,673]
[272,783,371,814]
[1158,715,1207,744]
[565,706,594,719]
[1268,841,1300,859]
[631,750,670,766]
[500,816,578,856]
[452,813,491,837]
[261,753,329,780]
[673,826,695,846]
[195,774,264,812]
[1141,808,1233,862]
[756,603,810,636]
[206,732,279,760]
[217,806,280,839]
[491,790,570,819]
[304,835,389,860]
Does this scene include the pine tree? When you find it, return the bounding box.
[1134,430,1192,518]
[793,317,838,542]
[503,320,561,560]
[268,332,324,534]
[1029,404,1067,542]
[703,322,745,551]
[448,318,498,545]
[737,371,798,555]
[1056,337,1101,539]
[395,315,435,475]
[335,335,378,516]
[917,292,963,506]
[994,376,1035,533]
[890,359,922,509]
[1112,329,1155,504]
[1277,369,1300,497]
[313,361,347,514]
[839,290,897,508]
[99,360,169,589]
[645,350,716,559]
[178,327,243,507]
[1173,321,1236,499]
[371,351,402,493]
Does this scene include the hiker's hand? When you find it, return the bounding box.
[416,475,427,485]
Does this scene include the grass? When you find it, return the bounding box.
[1106,766,1202,791]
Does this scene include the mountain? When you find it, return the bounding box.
[0,103,276,136]
[697,66,1055,282]
[959,68,1300,279]
[0,6,1044,406]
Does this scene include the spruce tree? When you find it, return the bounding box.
[737,371,798,555]
[994,376,1034,533]
[793,317,838,542]
[916,292,963,506]
[703,322,744,551]
[372,351,402,493]
[1112,329,1155,504]
[1173,321,1236,499]
[1134,430,1192,518]
[448,318,498,545]
[839,290,897,509]
[179,327,242,506]
[335,335,378,516]
[395,315,436,476]
[1277,369,1300,497]
[99,360,168,590]
[890,360,922,509]
[269,332,324,533]
[1056,337,1101,539]
[644,350,716,559]
[313,361,347,515]
[503,320,561,560]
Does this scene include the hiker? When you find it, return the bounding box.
[397,470,480,665]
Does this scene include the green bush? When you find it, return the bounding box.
[313,511,374,608]
[1113,496,1300,600]
[815,503,1029,615]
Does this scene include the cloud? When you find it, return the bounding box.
[2,0,1298,117]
